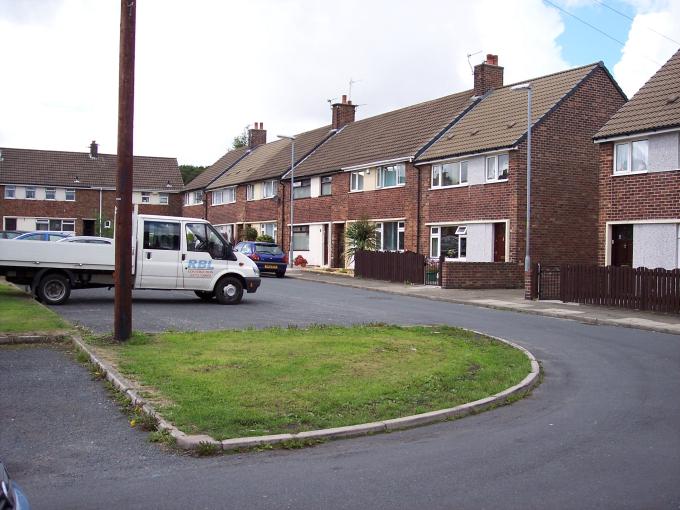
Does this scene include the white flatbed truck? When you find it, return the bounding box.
[0,214,261,305]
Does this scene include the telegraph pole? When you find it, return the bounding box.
[114,0,136,341]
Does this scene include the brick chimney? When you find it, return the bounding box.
[331,95,357,130]
[89,140,98,159]
[473,54,504,97]
[248,122,267,149]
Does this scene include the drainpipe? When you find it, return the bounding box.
[99,187,103,235]
[416,164,421,255]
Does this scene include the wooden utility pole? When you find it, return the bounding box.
[114,0,136,341]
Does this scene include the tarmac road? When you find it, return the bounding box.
[1,277,679,509]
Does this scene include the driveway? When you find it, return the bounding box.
[2,277,679,509]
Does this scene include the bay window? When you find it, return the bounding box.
[431,161,468,188]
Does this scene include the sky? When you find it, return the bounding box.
[0,0,678,166]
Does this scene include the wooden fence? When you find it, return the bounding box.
[354,250,425,284]
[560,265,680,313]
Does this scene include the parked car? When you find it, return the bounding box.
[0,231,26,239]
[234,241,288,278]
[0,458,30,509]
[56,236,112,244]
[13,231,73,241]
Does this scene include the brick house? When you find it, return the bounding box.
[416,57,626,287]
[203,123,334,244]
[0,142,183,235]
[593,48,680,269]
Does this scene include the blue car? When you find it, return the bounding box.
[13,231,73,241]
[234,241,288,278]
[1,459,31,509]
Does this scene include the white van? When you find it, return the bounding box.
[0,214,261,305]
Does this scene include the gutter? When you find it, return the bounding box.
[593,125,680,143]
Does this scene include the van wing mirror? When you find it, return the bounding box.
[224,243,237,261]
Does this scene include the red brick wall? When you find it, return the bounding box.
[0,187,181,234]
[441,262,524,289]
[182,203,206,219]
[597,142,680,264]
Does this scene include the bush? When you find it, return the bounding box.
[244,226,258,241]
[294,255,308,267]
[256,234,275,243]
[344,217,378,263]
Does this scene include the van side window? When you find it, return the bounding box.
[144,221,180,250]
[186,223,227,259]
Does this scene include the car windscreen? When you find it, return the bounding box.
[255,245,283,255]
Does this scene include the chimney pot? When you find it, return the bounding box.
[248,123,267,149]
[486,54,498,66]
[342,94,347,104]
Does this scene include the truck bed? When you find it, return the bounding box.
[0,239,116,272]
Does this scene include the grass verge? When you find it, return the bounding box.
[94,324,530,441]
[0,282,70,333]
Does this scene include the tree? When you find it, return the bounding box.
[244,225,259,241]
[179,164,207,185]
[232,127,248,149]
[344,217,378,263]
[257,234,275,243]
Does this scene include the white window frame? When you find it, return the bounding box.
[350,171,364,192]
[35,219,49,230]
[430,225,467,260]
[4,186,16,199]
[377,164,406,189]
[159,193,169,205]
[321,175,332,196]
[184,192,190,206]
[485,154,509,182]
[292,225,310,251]
[193,190,204,205]
[376,221,405,252]
[293,179,311,199]
[613,139,649,175]
[431,161,469,189]
[65,189,76,201]
[45,187,56,200]
[141,192,151,204]
[263,180,277,199]
[246,184,255,201]
[62,219,75,231]
[260,222,277,240]
[25,186,36,199]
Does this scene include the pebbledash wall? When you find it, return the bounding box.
[1,185,182,234]
[597,135,680,269]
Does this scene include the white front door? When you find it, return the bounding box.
[140,220,181,288]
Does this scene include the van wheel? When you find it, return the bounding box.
[214,277,243,305]
[37,274,71,305]
[194,290,214,302]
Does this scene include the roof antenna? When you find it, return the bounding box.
[349,77,361,101]
[467,51,482,75]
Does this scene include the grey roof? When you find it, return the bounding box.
[418,63,603,161]
[594,48,680,139]
[292,90,476,178]
[208,125,334,189]
[0,147,182,191]
[183,146,250,191]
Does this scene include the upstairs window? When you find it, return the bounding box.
[293,178,311,199]
[377,164,405,188]
[45,187,56,200]
[485,154,509,182]
[321,176,332,196]
[246,184,255,201]
[65,189,76,201]
[614,140,648,174]
[432,161,468,188]
[350,171,365,192]
[263,180,277,199]
[159,193,169,205]
[141,192,150,203]
[4,186,15,199]
[25,186,36,199]
[193,190,204,204]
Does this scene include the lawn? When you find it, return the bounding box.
[0,282,70,333]
[104,325,530,440]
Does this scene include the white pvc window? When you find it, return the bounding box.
[36,219,49,230]
[292,225,309,250]
[432,161,469,188]
[485,154,509,182]
[263,180,277,199]
[376,221,405,251]
[45,188,56,200]
[261,223,277,239]
[293,179,311,199]
[614,140,648,174]
[321,176,332,196]
[159,193,169,205]
[141,192,150,203]
[4,186,16,199]
[350,171,364,192]
[25,186,36,199]
[246,184,255,201]
[377,164,405,188]
[430,225,467,259]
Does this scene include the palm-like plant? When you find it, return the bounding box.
[344,217,378,263]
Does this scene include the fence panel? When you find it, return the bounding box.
[354,250,425,285]
[560,265,680,313]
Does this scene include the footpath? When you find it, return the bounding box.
[288,269,680,336]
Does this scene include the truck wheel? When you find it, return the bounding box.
[214,277,243,305]
[37,274,71,305]
[194,290,214,302]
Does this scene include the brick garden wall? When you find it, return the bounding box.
[441,262,524,289]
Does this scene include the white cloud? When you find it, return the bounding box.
[613,0,680,97]
[0,0,569,165]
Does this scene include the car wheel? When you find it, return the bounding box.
[37,273,71,305]
[214,276,243,305]
[194,290,214,302]
[275,270,286,278]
